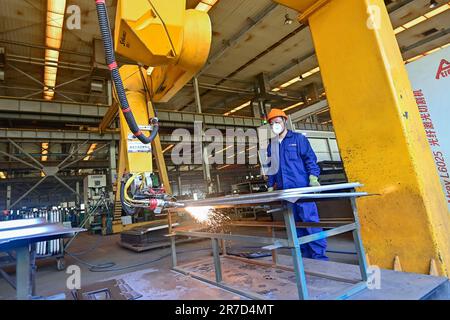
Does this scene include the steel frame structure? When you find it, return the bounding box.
[169,183,369,300]
[0,138,110,209]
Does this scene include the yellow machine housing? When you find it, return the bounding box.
[114,0,212,102]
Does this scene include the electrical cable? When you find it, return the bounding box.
[138,66,157,118]
[145,0,177,57]
[138,67,151,98]
[65,234,104,257]
[65,252,117,271]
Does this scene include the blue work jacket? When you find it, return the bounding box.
[267,130,320,190]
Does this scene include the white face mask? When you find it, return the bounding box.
[271,123,284,135]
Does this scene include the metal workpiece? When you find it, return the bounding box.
[181,182,367,207]
[172,183,369,300]
[0,218,84,248]
[0,218,45,231]
[0,218,85,300]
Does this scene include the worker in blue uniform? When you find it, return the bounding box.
[266,109,328,260]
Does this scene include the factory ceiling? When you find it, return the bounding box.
[0,0,448,118]
[0,0,449,178]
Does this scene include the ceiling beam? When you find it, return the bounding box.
[386,0,416,13]
[401,27,450,53]
[182,0,426,114]
[198,2,279,76]
[0,160,110,170]
[0,128,118,141]
[0,96,109,117]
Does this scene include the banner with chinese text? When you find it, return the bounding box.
[406,46,450,211]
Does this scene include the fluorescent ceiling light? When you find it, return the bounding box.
[271,67,319,92]
[280,76,301,88]
[44,0,66,100]
[394,26,406,34]
[224,101,251,116]
[41,142,49,162]
[45,49,59,64]
[402,16,427,29]
[162,144,174,153]
[301,67,320,79]
[283,101,305,112]
[0,171,6,179]
[424,3,449,17]
[423,47,441,55]
[233,101,251,111]
[195,0,218,12]
[84,143,97,161]
[395,2,450,35]
[196,3,212,11]
[209,145,232,157]
[405,42,450,64]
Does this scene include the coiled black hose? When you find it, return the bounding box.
[95,0,159,144]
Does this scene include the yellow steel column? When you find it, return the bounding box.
[302,0,450,275]
[147,102,172,194]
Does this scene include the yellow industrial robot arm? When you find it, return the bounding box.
[95,0,211,215]
[95,0,211,143]
[114,0,212,103]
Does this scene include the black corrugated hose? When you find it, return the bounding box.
[95,0,159,144]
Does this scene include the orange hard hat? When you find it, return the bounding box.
[267,109,288,122]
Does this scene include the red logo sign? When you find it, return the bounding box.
[436,59,450,80]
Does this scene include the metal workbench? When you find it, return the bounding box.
[0,218,84,299]
[170,182,370,300]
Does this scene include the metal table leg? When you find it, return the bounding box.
[170,236,177,268]
[30,244,37,296]
[220,239,227,256]
[211,238,222,283]
[283,205,309,300]
[353,229,368,281]
[350,197,368,281]
[270,226,278,265]
[15,245,31,300]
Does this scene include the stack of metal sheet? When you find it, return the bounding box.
[120,222,180,247]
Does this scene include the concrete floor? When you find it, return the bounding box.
[0,233,209,299]
[0,228,358,299]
